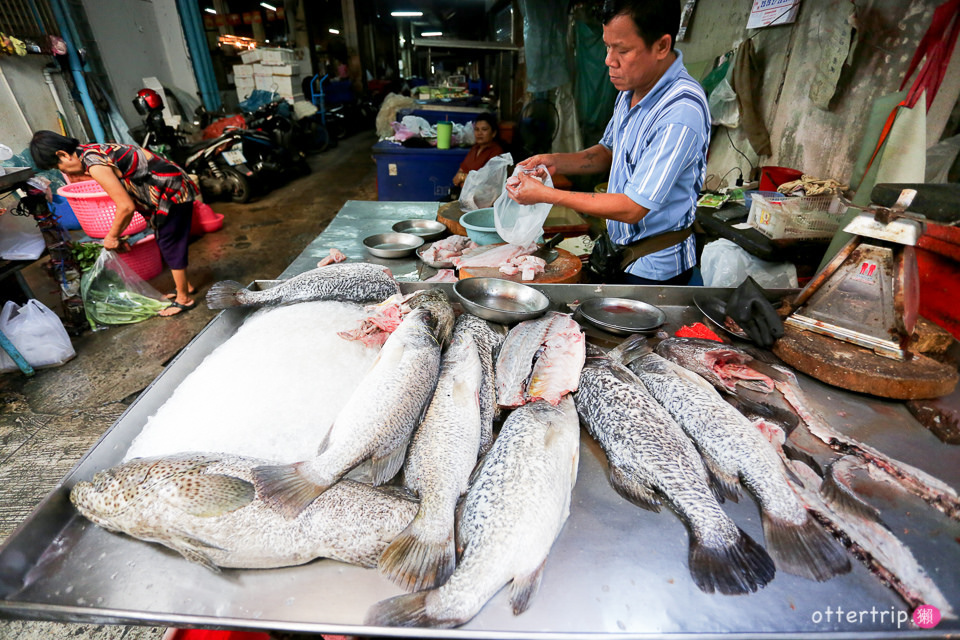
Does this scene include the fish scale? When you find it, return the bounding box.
[573,348,776,596]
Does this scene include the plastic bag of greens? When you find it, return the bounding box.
[80,248,171,330]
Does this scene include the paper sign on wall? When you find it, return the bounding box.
[747,0,801,29]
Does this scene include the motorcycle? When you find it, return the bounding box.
[132,88,254,203]
[243,98,312,175]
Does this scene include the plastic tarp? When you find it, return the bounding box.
[518,0,571,93]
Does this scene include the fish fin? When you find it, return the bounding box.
[478,423,494,457]
[699,456,740,504]
[736,379,778,393]
[251,462,328,518]
[608,465,661,512]
[509,559,546,616]
[378,512,456,592]
[205,280,245,309]
[607,335,650,366]
[688,527,776,595]
[820,457,883,524]
[761,512,851,582]
[727,394,800,436]
[365,591,456,628]
[371,441,410,486]
[166,534,222,573]
[167,474,256,517]
[608,362,643,386]
[782,443,824,477]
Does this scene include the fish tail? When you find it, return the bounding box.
[205,281,245,309]
[762,512,851,582]
[365,590,457,628]
[377,513,456,592]
[606,334,651,366]
[251,462,330,518]
[688,528,776,595]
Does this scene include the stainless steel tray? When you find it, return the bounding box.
[1,282,958,638]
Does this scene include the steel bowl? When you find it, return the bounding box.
[453,277,550,324]
[575,297,666,336]
[392,219,448,242]
[362,232,424,258]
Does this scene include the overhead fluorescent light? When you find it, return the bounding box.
[204,8,216,14]
[421,31,442,37]
[329,28,340,34]
[391,11,423,17]
[260,2,277,11]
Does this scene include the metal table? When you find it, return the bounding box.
[0,201,958,638]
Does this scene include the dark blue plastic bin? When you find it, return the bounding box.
[372,141,469,201]
[50,194,82,230]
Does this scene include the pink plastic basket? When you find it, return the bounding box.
[117,234,163,280]
[57,180,148,238]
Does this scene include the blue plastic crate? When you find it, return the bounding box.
[372,141,469,201]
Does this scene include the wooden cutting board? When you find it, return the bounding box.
[459,247,582,284]
[437,201,467,236]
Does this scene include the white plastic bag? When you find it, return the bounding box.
[0,299,75,372]
[493,164,554,246]
[700,238,798,288]
[0,212,45,260]
[459,152,513,211]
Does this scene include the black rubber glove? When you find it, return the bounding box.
[726,276,784,347]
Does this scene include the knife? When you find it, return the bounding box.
[531,234,564,263]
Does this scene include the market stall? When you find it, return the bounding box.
[0,200,957,637]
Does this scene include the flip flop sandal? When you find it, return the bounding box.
[161,300,196,316]
[164,287,198,300]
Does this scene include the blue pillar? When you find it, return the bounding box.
[176,0,222,112]
[48,0,106,142]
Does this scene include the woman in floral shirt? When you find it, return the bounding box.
[31,131,199,316]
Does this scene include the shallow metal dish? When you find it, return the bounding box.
[693,293,749,340]
[576,297,666,336]
[453,277,550,324]
[392,219,447,241]
[416,242,454,268]
[362,232,424,258]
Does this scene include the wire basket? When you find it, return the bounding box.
[117,234,163,281]
[57,181,148,238]
[747,193,845,240]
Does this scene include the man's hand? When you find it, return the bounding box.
[726,276,784,347]
[505,170,554,206]
[516,154,557,175]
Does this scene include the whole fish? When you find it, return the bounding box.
[70,454,418,571]
[205,262,400,309]
[379,329,483,591]
[612,336,850,582]
[253,306,443,517]
[756,426,956,619]
[407,288,456,348]
[367,396,580,628]
[656,337,960,523]
[453,313,506,454]
[495,311,585,407]
[574,346,775,595]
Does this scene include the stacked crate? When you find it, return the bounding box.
[233,47,303,104]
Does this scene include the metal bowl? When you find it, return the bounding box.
[392,219,448,242]
[453,277,550,324]
[362,232,424,258]
[576,297,666,336]
[416,242,454,269]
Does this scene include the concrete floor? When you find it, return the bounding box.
[0,130,380,639]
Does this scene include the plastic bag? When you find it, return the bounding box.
[0,299,75,372]
[708,62,740,129]
[80,248,171,330]
[459,152,513,211]
[700,238,797,288]
[493,164,554,246]
[0,212,45,260]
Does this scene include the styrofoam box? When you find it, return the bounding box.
[269,63,300,77]
[239,48,261,64]
[259,47,295,65]
[255,74,297,95]
[236,76,255,91]
[233,64,254,78]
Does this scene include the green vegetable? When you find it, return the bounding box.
[81,263,170,329]
[71,242,104,273]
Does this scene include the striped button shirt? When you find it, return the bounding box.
[599,50,710,280]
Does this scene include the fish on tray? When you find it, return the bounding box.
[367,396,580,628]
[70,453,418,571]
[252,302,448,517]
[379,328,484,592]
[453,314,506,455]
[612,336,850,582]
[450,242,538,270]
[656,337,960,523]
[205,262,401,309]
[496,311,585,408]
[339,289,456,349]
[573,345,776,595]
[756,424,956,619]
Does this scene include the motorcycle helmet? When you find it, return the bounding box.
[133,88,164,115]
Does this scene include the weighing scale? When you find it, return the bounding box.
[774,184,959,400]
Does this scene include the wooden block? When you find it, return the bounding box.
[459,247,582,284]
[437,201,467,236]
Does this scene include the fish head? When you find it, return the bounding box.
[410,289,455,346]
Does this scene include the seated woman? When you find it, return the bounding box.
[452,113,505,189]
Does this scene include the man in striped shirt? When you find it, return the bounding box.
[506,0,710,284]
